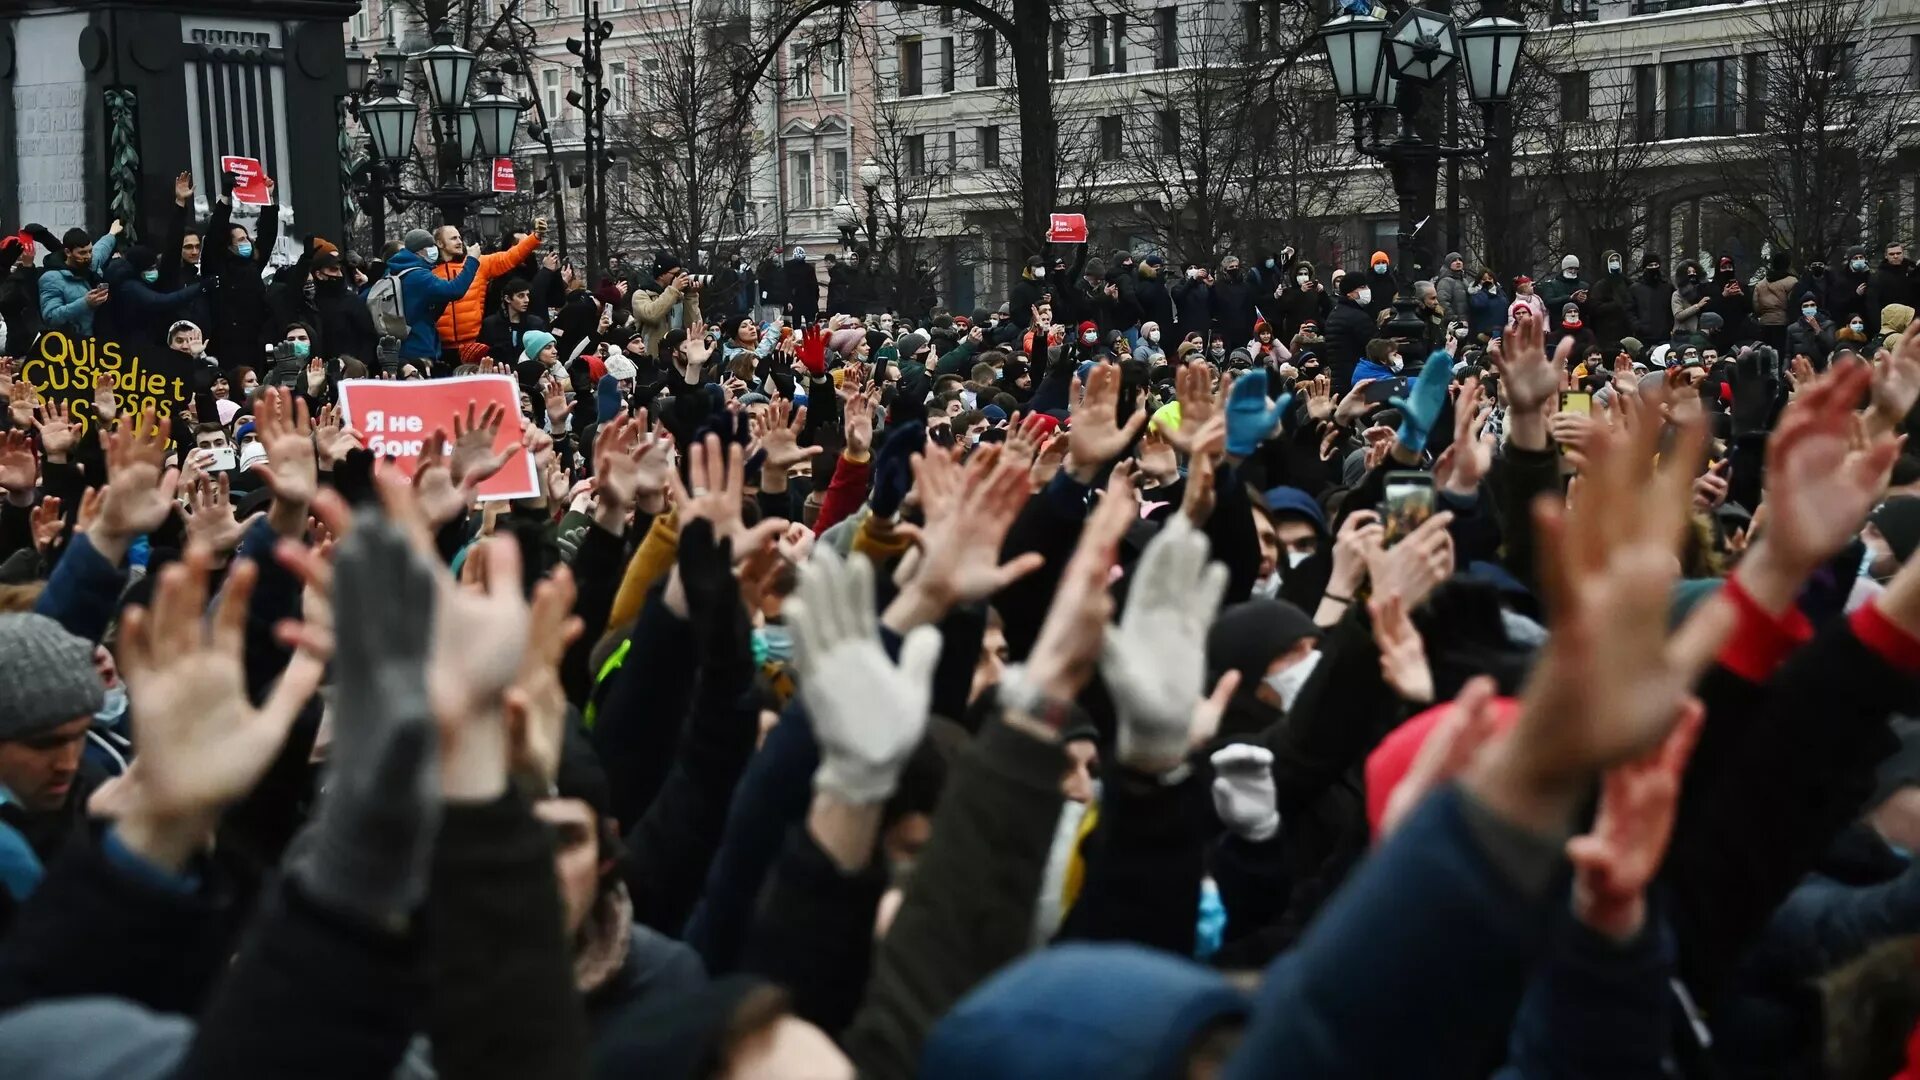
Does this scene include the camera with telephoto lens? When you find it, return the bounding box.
[686,274,713,286]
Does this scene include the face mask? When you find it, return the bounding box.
[1374,264,1389,275]
[1853,258,1869,272]
[423,246,441,264]
[1608,261,1622,273]
[288,340,310,358]
[1253,571,1281,598]
[1148,330,1161,344]
[1389,354,1405,372]
[1297,273,1310,284]
[1209,346,1225,359]
[1802,306,1818,318]
[1262,649,1322,712]
[1564,268,1579,279]
[1454,327,1468,340]
[95,684,128,727]
[960,389,978,409]
[1082,331,1098,345]
[1356,287,1372,306]
[1852,322,1866,333]
[1859,542,1879,579]
[1285,549,1313,569]
[755,623,794,663]
[142,269,159,284]
[990,316,1004,326]
[1034,266,1046,279]
[236,242,253,259]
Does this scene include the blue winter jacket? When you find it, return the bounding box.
[36,234,116,337]
[385,248,478,361]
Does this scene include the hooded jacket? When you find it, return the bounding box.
[203,197,279,358]
[1630,264,1674,343]
[1435,253,1472,323]
[785,253,820,318]
[1826,249,1872,323]
[1323,293,1378,393]
[1868,257,1918,333]
[1586,250,1633,346]
[1752,255,1800,328]
[384,247,479,361]
[431,231,540,349]
[1132,265,1174,332]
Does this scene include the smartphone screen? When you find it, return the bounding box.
[1560,391,1592,416]
[1383,471,1435,547]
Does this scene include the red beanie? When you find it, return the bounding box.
[1363,694,1521,838]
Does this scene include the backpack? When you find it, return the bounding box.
[367,267,423,338]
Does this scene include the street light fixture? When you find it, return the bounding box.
[418,27,478,112]
[469,70,524,159]
[1319,0,1527,280]
[343,44,371,95]
[359,86,419,164]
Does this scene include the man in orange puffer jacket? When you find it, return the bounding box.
[431,217,546,363]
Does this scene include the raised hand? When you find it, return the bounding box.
[1101,516,1230,769]
[181,472,254,553]
[1432,378,1492,496]
[412,431,474,530]
[1224,370,1292,458]
[1327,509,1383,602]
[759,397,821,473]
[505,567,582,788]
[1211,744,1280,842]
[1378,676,1504,839]
[253,387,318,507]
[448,401,515,490]
[843,388,875,460]
[1163,362,1228,457]
[1303,373,1336,422]
[115,544,322,870]
[789,547,943,803]
[667,433,787,557]
[91,373,118,424]
[1181,418,1225,527]
[1068,361,1149,481]
[1362,510,1455,612]
[32,403,75,462]
[1870,319,1920,437]
[1758,362,1900,577]
[885,447,1045,631]
[1567,701,1703,941]
[312,404,363,468]
[29,496,64,554]
[1370,591,1434,704]
[1492,309,1568,414]
[0,428,35,496]
[94,407,180,563]
[1022,468,1139,705]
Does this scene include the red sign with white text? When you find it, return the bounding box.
[220,155,271,205]
[491,158,518,193]
[1046,213,1088,244]
[336,375,539,502]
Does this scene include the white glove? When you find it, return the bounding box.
[1100,516,1228,765]
[789,547,943,803]
[1211,744,1280,842]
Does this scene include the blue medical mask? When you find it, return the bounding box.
[94,684,128,728]
[1802,305,1818,318]
[142,269,159,284]
[290,340,310,359]
[236,242,253,259]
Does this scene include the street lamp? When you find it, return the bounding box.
[343,44,371,95]
[475,204,503,246]
[1319,1,1527,280]
[832,196,858,249]
[468,70,524,159]
[418,28,478,112]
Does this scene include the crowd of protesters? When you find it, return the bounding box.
[6,165,1920,1079]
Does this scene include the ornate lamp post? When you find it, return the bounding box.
[1321,2,1526,281]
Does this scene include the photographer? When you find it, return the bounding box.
[631,252,703,357]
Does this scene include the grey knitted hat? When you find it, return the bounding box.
[0,613,103,740]
[402,228,435,254]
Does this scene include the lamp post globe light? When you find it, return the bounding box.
[1319,1,1527,283]
[346,23,524,247]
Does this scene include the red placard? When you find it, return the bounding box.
[220,155,271,205]
[337,375,539,502]
[491,158,518,193]
[1046,212,1088,244]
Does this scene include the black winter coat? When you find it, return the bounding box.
[1212,270,1260,343]
[1134,272,1175,333]
[1868,261,1918,329]
[1172,277,1214,344]
[1629,273,1674,343]
[784,257,820,318]
[756,258,787,307]
[1324,297,1378,393]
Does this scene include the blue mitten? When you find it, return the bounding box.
[1390,352,1454,453]
[1225,371,1294,457]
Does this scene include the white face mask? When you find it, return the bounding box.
[423,245,441,264]
[1607,261,1622,273]
[1082,331,1098,345]
[960,389,978,409]
[1263,649,1322,712]
[1853,258,1869,272]
[1285,549,1313,569]
[1389,354,1405,372]
[1253,572,1282,598]
[1296,273,1310,284]
[1034,266,1046,279]
[1148,330,1161,344]
[1356,287,1372,306]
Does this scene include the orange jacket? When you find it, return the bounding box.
[433,231,542,348]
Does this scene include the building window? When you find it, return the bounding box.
[1633,64,1657,141]
[830,149,850,202]
[1090,15,1111,75]
[946,130,958,170]
[899,0,917,10]
[979,124,1001,168]
[976,29,998,87]
[353,8,370,39]
[790,150,814,209]
[1111,14,1128,73]
[1242,0,1282,57]
[603,0,621,9]
[907,134,927,176]
[789,43,813,98]
[1630,0,1716,13]
[1550,0,1596,23]
[1156,6,1179,68]
[607,62,630,113]
[1309,95,1337,142]
[1157,108,1179,155]
[1557,72,1588,122]
[940,37,955,92]
[1663,58,1736,138]
[1744,53,1767,132]
[543,68,561,122]
[1052,22,1067,80]
[823,40,847,94]
[900,38,924,96]
[382,3,396,41]
[1099,115,1124,160]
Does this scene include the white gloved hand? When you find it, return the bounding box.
[1100,516,1229,766]
[789,547,943,803]
[1211,744,1280,842]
